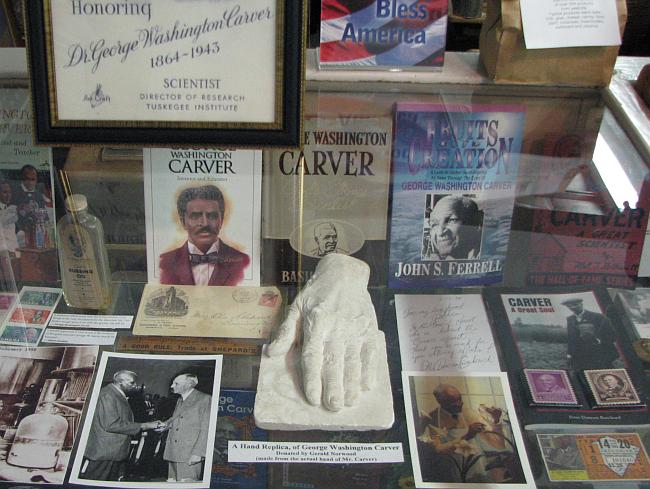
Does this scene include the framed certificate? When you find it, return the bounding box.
[26,0,305,147]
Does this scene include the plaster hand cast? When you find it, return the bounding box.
[266,254,379,412]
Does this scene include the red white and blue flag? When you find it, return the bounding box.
[320,0,448,67]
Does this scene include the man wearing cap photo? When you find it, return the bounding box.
[562,298,619,371]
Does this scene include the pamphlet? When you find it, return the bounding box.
[319,0,448,68]
[144,148,261,286]
[388,103,525,288]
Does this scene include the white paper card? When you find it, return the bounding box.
[520,0,621,49]
[395,294,499,372]
[43,328,117,346]
[227,442,404,464]
[49,314,133,330]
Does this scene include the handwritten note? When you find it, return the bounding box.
[395,295,499,372]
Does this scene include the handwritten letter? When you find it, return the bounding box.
[395,294,499,372]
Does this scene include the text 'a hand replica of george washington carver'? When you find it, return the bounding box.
[266,254,381,412]
[159,185,249,286]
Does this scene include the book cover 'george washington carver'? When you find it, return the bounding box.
[388,103,525,289]
[144,148,261,287]
[319,0,448,68]
[262,116,392,286]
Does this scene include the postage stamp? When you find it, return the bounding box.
[20,290,61,307]
[10,307,51,325]
[524,369,578,405]
[584,368,641,407]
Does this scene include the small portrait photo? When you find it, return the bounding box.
[289,219,364,259]
[143,286,189,317]
[403,371,534,488]
[584,368,641,406]
[421,194,484,261]
[70,352,223,488]
[524,369,577,405]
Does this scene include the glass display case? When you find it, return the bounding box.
[0,48,649,488]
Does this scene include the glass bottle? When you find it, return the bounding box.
[57,194,111,309]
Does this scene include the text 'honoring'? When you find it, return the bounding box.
[70,0,152,21]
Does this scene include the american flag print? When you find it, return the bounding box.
[320,0,448,67]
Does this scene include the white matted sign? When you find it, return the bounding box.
[520,0,621,49]
[25,0,304,146]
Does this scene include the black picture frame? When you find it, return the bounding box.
[25,0,305,147]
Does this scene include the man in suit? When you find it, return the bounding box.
[563,298,619,371]
[163,373,212,482]
[159,185,249,286]
[81,370,161,481]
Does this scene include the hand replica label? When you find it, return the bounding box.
[227,442,404,464]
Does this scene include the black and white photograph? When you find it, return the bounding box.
[616,288,650,339]
[0,345,98,484]
[421,194,484,262]
[70,352,222,488]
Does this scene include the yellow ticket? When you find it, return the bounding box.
[538,433,650,481]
